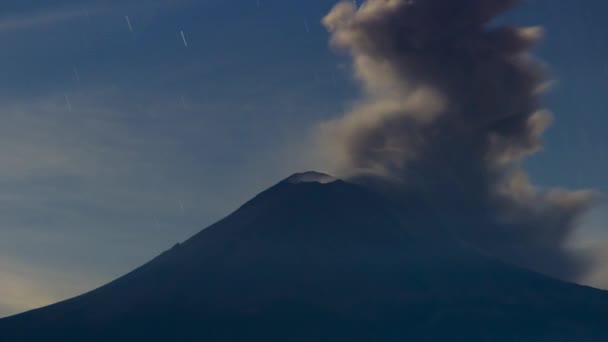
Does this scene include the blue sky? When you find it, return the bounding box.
[0,0,607,316]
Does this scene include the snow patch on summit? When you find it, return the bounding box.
[284,172,337,184]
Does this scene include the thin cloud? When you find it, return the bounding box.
[0,8,89,33]
[0,0,191,33]
[0,84,317,316]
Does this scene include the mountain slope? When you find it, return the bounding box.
[1,172,607,341]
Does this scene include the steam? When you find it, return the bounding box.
[321,0,596,281]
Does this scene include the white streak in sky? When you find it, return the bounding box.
[180,30,188,47]
[304,19,310,33]
[125,15,133,33]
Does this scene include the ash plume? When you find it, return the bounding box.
[321,0,596,281]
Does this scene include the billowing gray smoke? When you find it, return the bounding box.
[321,0,596,281]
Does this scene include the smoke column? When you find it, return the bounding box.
[321,0,596,281]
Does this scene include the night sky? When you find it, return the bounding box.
[0,0,607,317]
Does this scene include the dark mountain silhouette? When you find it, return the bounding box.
[1,172,607,341]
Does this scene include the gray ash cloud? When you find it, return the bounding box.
[321,0,596,281]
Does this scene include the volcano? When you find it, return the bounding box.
[1,172,607,341]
